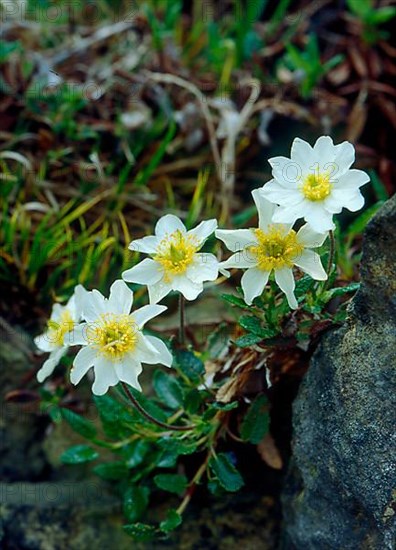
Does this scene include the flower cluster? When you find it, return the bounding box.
[35,136,369,394]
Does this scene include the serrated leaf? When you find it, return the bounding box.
[239,316,278,339]
[321,283,360,304]
[160,509,182,532]
[60,444,98,464]
[93,461,129,480]
[209,453,244,492]
[240,395,269,444]
[221,293,248,309]
[235,333,263,348]
[153,370,184,410]
[123,486,149,522]
[175,350,205,383]
[61,408,97,439]
[123,523,156,541]
[154,473,188,495]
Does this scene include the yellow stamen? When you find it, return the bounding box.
[249,226,304,271]
[47,310,74,346]
[86,313,138,361]
[301,172,331,201]
[153,230,198,282]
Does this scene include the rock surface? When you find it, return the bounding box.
[282,195,396,549]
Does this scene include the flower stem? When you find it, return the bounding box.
[176,453,210,516]
[179,293,186,345]
[120,382,194,432]
[323,230,335,292]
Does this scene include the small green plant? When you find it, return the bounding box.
[347,0,396,44]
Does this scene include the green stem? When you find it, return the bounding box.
[121,382,194,432]
[323,230,336,291]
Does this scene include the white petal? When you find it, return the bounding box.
[260,179,304,206]
[241,268,270,305]
[334,141,355,174]
[303,204,335,233]
[134,333,161,363]
[92,357,119,395]
[37,347,67,383]
[108,279,133,314]
[333,169,370,190]
[293,249,327,280]
[73,285,89,321]
[122,258,163,286]
[81,289,107,323]
[133,304,167,329]
[70,346,96,385]
[290,137,315,173]
[114,356,143,392]
[252,189,276,231]
[147,280,172,304]
[65,294,77,321]
[342,190,365,212]
[271,205,301,226]
[34,332,57,352]
[313,135,335,161]
[172,276,203,301]
[269,156,303,188]
[144,334,172,367]
[296,224,328,248]
[215,229,256,252]
[65,323,88,346]
[274,268,298,309]
[155,215,186,238]
[128,235,159,254]
[186,253,219,284]
[187,219,217,245]
[220,251,257,270]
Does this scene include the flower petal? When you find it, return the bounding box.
[122,258,163,286]
[155,215,186,238]
[34,332,57,352]
[215,229,256,252]
[290,137,315,173]
[293,249,327,280]
[186,253,219,284]
[81,289,107,323]
[333,169,370,190]
[128,235,159,254]
[220,251,257,270]
[241,267,269,305]
[274,268,298,309]
[334,141,355,174]
[114,356,143,392]
[147,280,172,304]
[303,203,335,233]
[313,135,336,160]
[187,219,217,245]
[92,356,119,395]
[260,179,304,206]
[133,304,167,329]
[144,335,173,367]
[70,346,97,385]
[37,347,67,383]
[252,188,276,230]
[296,224,328,248]
[172,276,203,301]
[66,322,88,346]
[269,156,304,188]
[108,279,133,315]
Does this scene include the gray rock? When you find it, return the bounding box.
[282,195,396,549]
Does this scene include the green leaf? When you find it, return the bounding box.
[295,274,316,299]
[184,389,203,414]
[160,509,182,532]
[60,444,98,464]
[93,461,129,480]
[60,408,97,440]
[346,0,372,18]
[235,333,263,347]
[153,370,184,410]
[154,473,188,495]
[209,453,244,492]
[211,401,239,411]
[175,350,205,383]
[123,486,149,522]
[321,283,361,304]
[222,293,249,309]
[123,523,157,541]
[370,170,389,201]
[346,201,384,241]
[122,440,151,469]
[366,6,396,24]
[240,395,269,444]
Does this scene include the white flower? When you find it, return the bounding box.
[260,136,370,232]
[122,215,219,304]
[34,289,82,383]
[216,190,328,309]
[69,280,172,395]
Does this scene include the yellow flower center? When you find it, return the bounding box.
[301,172,332,201]
[87,314,138,361]
[47,310,74,347]
[153,230,198,282]
[249,226,304,271]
